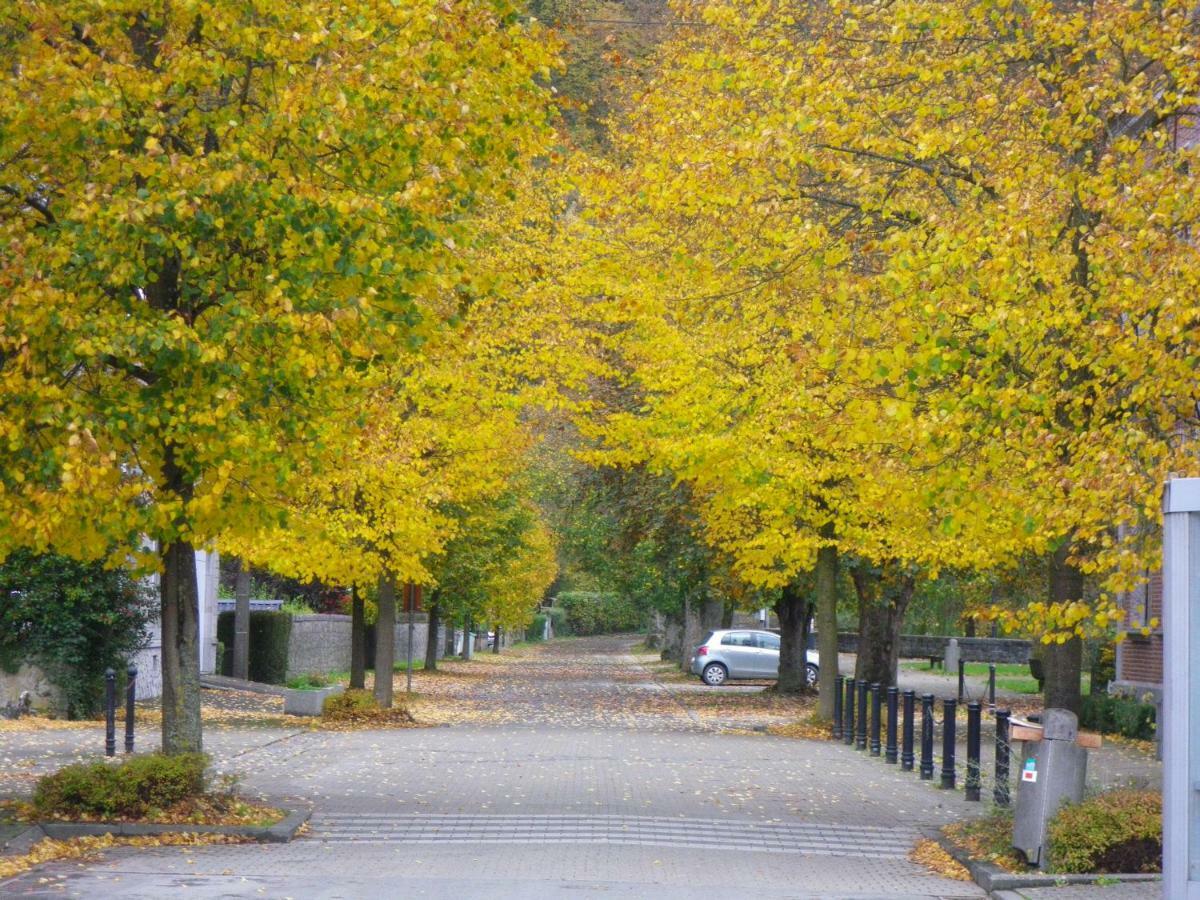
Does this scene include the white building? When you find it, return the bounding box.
[131,549,220,699]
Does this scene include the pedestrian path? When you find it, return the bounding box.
[308,812,917,857]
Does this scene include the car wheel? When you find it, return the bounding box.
[805,663,819,688]
[702,663,728,686]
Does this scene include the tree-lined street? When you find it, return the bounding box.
[2,637,987,898]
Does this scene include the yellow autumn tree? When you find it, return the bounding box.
[556,0,1198,713]
[0,0,555,751]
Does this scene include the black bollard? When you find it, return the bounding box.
[856,681,868,751]
[869,683,882,757]
[965,701,981,800]
[104,668,116,757]
[941,698,957,789]
[988,664,996,706]
[885,686,899,764]
[833,675,844,741]
[994,708,1011,806]
[957,659,966,703]
[920,693,934,780]
[844,678,856,746]
[124,664,137,754]
[901,690,915,771]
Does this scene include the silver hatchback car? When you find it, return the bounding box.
[690,629,819,687]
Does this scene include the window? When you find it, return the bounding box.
[721,632,755,647]
[756,633,780,651]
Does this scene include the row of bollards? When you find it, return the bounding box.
[104,665,138,757]
[832,674,1011,806]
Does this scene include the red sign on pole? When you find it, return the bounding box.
[402,584,423,613]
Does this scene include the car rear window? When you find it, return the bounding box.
[721,632,755,646]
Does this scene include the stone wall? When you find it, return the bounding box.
[286,615,353,679]
[285,614,448,679]
[0,663,63,715]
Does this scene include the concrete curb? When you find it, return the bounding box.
[0,825,45,857]
[37,807,309,844]
[928,829,1161,894]
[199,674,287,696]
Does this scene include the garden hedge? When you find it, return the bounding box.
[217,611,292,685]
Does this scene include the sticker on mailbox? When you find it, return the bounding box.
[1022,758,1038,783]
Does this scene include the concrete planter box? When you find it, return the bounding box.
[283,684,342,716]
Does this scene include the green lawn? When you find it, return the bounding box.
[899,660,1090,695]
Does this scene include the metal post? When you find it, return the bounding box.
[901,690,915,771]
[885,686,898,763]
[124,664,137,754]
[832,675,844,740]
[965,701,981,800]
[406,585,416,695]
[988,664,996,706]
[856,680,868,751]
[994,708,1011,806]
[957,659,965,703]
[1162,477,1200,900]
[869,683,882,756]
[920,694,934,780]
[843,678,856,746]
[104,668,116,757]
[941,698,957,789]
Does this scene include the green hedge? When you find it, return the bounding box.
[527,614,547,642]
[217,611,293,685]
[556,592,642,636]
[1079,693,1156,740]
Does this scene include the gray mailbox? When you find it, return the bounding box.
[1163,477,1200,899]
[1012,708,1089,869]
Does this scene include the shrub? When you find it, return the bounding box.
[322,689,415,725]
[527,613,547,642]
[0,550,154,718]
[1047,790,1162,874]
[1079,694,1156,740]
[556,591,642,636]
[33,753,208,820]
[286,673,329,690]
[217,611,292,684]
[546,606,570,636]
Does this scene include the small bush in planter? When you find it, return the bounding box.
[322,688,415,725]
[286,673,330,690]
[33,753,207,820]
[1046,789,1161,874]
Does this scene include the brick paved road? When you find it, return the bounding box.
[1,637,985,899]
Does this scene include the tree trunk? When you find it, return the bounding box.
[232,558,251,681]
[462,615,473,660]
[350,586,366,689]
[775,581,815,694]
[424,597,440,671]
[721,603,734,629]
[850,562,915,688]
[1044,545,1084,714]
[161,540,202,755]
[374,574,396,709]
[679,595,703,668]
[661,613,682,662]
[700,594,723,632]
[492,624,502,654]
[814,541,839,718]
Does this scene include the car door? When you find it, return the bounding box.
[754,632,781,677]
[718,632,759,678]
